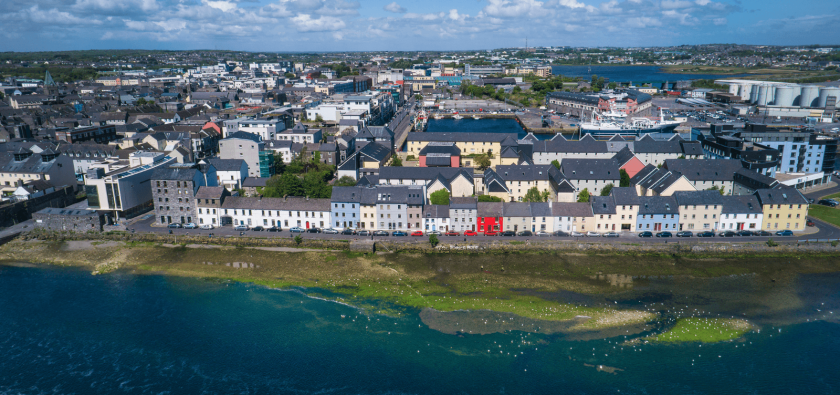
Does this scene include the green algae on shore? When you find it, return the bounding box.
[648,318,753,344]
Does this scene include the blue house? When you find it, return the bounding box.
[330,186,363,229]
[636,196,679,232]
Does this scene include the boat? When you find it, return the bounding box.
[580,109,682,137]
[433,113,443,120]
[452,112,463,120]
[472,115,481,120]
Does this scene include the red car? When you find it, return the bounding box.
[483,231,499,236]
[411,231,424,236]
[445,231,460,236]
[464,230,478,236]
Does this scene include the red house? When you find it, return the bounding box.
[477,202,503,233]
[611,146,646,179]
[418,142,461,168]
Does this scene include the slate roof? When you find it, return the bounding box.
[561,159,620,180]
[242,177,268,188]
[221,196,331,211]
[503,202,531,217]
[331,186,364,203]
[754,187,807,206]
[418,142,460,156]
[225,131,262,143]
[637,196,678,215]
[591,196,617,214]
[673,190,725,206]
[529,202,552,217]
[610,187,641,205]
[664,159,743,181]
[423,205,450,218]
[195,186,227,200]
[477,202,504,217]
[379,167,473,183]
[449,196,477,210]
[0,151,62,175]
[721,195,762,214]
[151,166,198,181]
[551,202,593,218]
[206,158,246,172]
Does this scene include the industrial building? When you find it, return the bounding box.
[714,79,839,120]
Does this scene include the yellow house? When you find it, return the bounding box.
[755,188,808,232]
[406,133,518,168]
[674,190,723,231]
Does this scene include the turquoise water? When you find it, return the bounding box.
[551,65,745,83]
[1,264,839,394]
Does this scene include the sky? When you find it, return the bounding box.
[0,0,837,52]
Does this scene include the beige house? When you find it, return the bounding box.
[406,133,518,168]
[631,165,697,196]
[674,190,724,231]
[378,167,475,199]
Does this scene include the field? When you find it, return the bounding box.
[661,65,840,83]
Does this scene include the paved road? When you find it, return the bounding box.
[127,216,839,244]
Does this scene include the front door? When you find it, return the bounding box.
[306,221,310,229]
[654,223,661,231]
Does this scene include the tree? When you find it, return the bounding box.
[523,187,546,202]
[577,188,590,203]
[391,156,403,167]
[294,235,303,245]
[551,160,561,170]
[478,195,503,202]
[273,153,286,175]
[303,171,331,198]
[429,234,440,248]
[600,183,614,196]
[430,189,450,205]
[335,176,358,187]
[706,185,726,195]
[315,114,324,123]
[475,154,492,170]
[263,172,305,197]
[284,72,296,79]
[619,169,630,188]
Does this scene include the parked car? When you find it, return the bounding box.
[411,231,424,236]
[289,227,305,233]
[183,223,197,229]
[267,226,280,232]
[464,230,478,236]
[234,225,248,231]
[251,226,264,231]
[736,230,753,236]
[570,231,585,237]
[697,231,715,237]
[517,230,533,237]
[535,231,550,237]
[775,230,794,236]
[719,231,737,237]
[754,230,772,236]
[675,231,693,237]
[655,231,672,238]
[358,230,371,236]
[551,231,567,237]
[483,231,499,236]
[501,231,516,237]
[604,232,620,237]
[322,228,339,234]
[586,231,600,237]
[638,231,653,238]
[372,230,389,236]
[199,224,214,230]
[306,228,320,233]
[818,199,838,207]
[444,231,460,236]
[341,229,356,235]
[428,230,442,236]
[806,220,816,227]
[167,223,182,229]
[392,231,408,237]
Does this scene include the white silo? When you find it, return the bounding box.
[791,85,802,107]
[800,86,820,107]
[817,87,840,108]
[728,83,740,96]
[750,85,759,103]
[740,83,753,101]
[757,85,769,106]
[774,87,794,107]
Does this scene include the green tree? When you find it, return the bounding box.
[312,151,321,164]
[475,154,492,170]
[315,114,324,123]
[600,183,614,196]
[335,176,358,187]
[429,234,440,248]
[706,185,726,195]
[619,169,630,187]
[273,153,286,175]
[551,160,561,170]
[263,172,305,197]
[478,195,503,202]
[391,156,403,167]
[294,235,303,245]
[284,72,296,79]
[303,171,331,198]
[512,86,522,94]
[577,188,590,203]
[522,187,546,202]
[430,189,450,205]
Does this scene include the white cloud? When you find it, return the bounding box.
[556,0,587,10]
[448,9,462,20]
[482,0,544,18]
[202,0,237,12]
[383,2,405,13]
[291,13,345,31]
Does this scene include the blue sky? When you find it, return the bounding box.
[0,0,837,52]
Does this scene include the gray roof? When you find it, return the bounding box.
[754,187,807,206]
[151,166,199,181]
[561,159,620,181]
[423,205,450,218]
[551,202,593,217]
[449,196,477,210]
[225,131,262,143]
[530,202,552,217]
[242,177,269,187]
[419,142,460,156]
[591,196,616,214]
[720,195,762,214]
[221,196,331,211]
[638,196,678,215]
[673,190,725,206]
[477,202,503,217]
[331,186,364,203]
[195,186,227,199]
[379,167,473,183]
[664,159,743,182]
[503,202,532,217]
[610,187,641,205]
[206,158,246,172]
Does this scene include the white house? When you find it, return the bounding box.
[719,195,764,231]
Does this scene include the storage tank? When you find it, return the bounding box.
[739,83,753,101]
[774,86,794,107]
[749,85,759,103]
[756,85,769,106]
[728,83,740,96]
[791,85,802,107]
[799,86,820,107]
[817,87,840,108]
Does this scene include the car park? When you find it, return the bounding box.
[697,231,715,237]
[464,230,478,236]
[199,224,214,230]
[517,230,533,237]
[411,231,424,236]
[251,226,264,231]
[586,231,600,237]
[719,231,737,237]
[638,231,653,238]
[234,225,248,231]
[167,223,182,229]
[444,231,460,236]
[655,231,672,237]
[372,230,389,236]
[289,227,305,233]
[392,231,408,236]
[676,231,693,237]
[183,223,197,229]
[322,228,339,234]
[341,229,356,235]
[775,230,794,236]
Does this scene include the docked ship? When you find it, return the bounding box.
[580,109,681,137]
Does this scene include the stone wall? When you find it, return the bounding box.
[32,208,105,233]
[0,186,79,228]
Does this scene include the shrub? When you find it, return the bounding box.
[429,234,439,248]
[294,235,303,245]
[766,238,778,247]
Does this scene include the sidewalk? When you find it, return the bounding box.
[801,181,837,196]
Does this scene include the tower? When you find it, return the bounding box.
[44,70,58,97]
